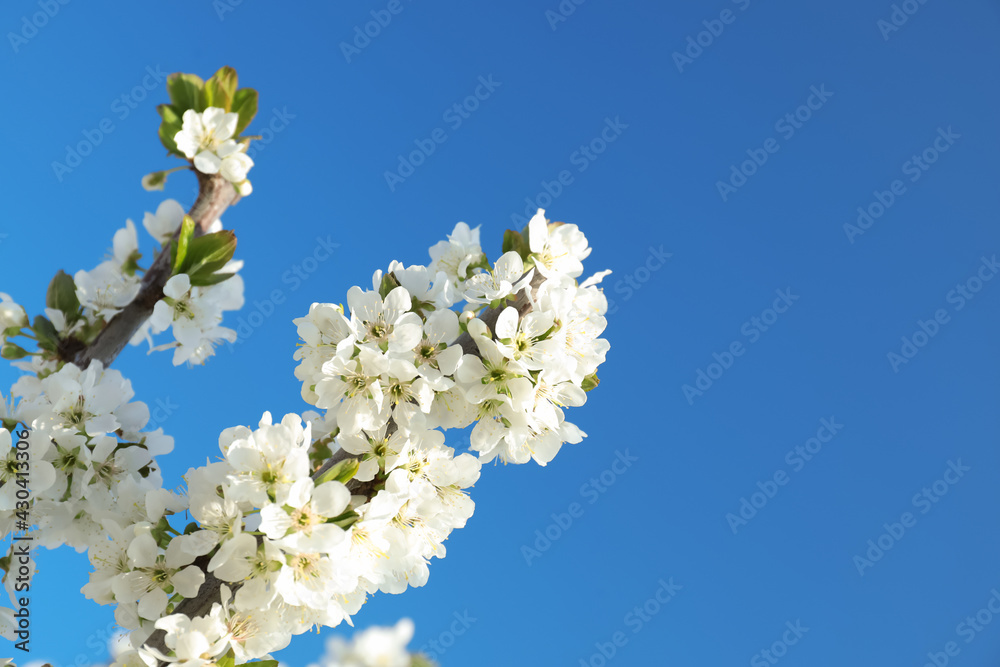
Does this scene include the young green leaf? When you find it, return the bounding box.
[32,315,58,351]
[231,88,259,136]
[166,72,206,112]
[182,230,237,278]
[205,66,238,111]
[188,272,235,287]
[171,216,196,275]
[316,458,360,485]
[46,270,80,315]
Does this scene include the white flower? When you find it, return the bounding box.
[259,477,350,553]
[0,293,28,335]
[463,251,533,304]
[119,527,205,620]
[143,199,186,245]
[175,107,238,159]
[317,619,415,667]
[494,306,555,370]
[427,222,485,306]
[194,140,254,182]
[174,108,255,185]
[338,423,409,482]
[347,286,423,354]
[527,208,591,279]
[411,308,463,376]
[223,412,312,507]
[139,609,232,667]
[75,262,141,320]
[112,220,139,267]
[315,348,389,435]
[149,273,241,366]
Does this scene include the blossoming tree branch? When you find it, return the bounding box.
[0,67,610,667]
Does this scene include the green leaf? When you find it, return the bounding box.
[205,66,238,111]
[502,229,531,261]
[215,648,236,667]
[329,508,360,530]
[166,72,205,112]
[581,373,600,392]
[157,104,186,157]
[316,458,360,485]
[1,343,28,360]
[121,250,143,277]
[231,88,259,136]
[32,315,58,351]
[379,272,401,299]
[46,270,80,315]
[237,661,278,667]
[188,272,235,287]
[182,230,237,279]
[171,216,196,275]
[157,103,182,124]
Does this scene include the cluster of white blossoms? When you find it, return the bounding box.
[295,208,610,465]
[309,619,422,667]
[0,206,608,666]
[0,360,186,658]
[69,199,245,366]
[174,108,254,195]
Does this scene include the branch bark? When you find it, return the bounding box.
[73,171,237,369]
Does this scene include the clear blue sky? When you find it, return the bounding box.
[2,1,1000,665]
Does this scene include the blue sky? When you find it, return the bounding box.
[2,1,1000,665]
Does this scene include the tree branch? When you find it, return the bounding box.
[73,171,238,369]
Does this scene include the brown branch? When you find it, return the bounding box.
[73,171,237,369]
